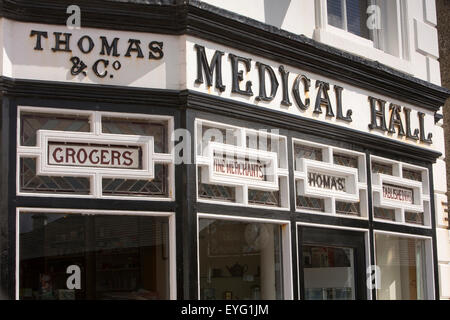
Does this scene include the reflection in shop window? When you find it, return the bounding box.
[375,234,429,300]
[198,219,284,300]
[303,245,356,300]
[19,212,170,300]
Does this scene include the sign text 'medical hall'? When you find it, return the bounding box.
[193,44,433,144]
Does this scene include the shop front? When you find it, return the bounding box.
[0,1,449,300]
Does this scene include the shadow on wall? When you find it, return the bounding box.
[264,0,291,28]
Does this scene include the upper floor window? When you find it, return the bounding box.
[317,0,409,63]
[327,0,370,40]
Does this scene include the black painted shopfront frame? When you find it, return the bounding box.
[0,79,441,300]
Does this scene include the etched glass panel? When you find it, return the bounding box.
[248,181,280,207]
[19,212,170,300]
[20,158,90,195]
[327,0,344,29]
[376,235,428,300]
[402,169,422,182]
[198,171,235,202]
[199,219,284,300]
[333,153,358,168]
[405,211,424,225]
[294,145,323,171]
[20,112,90,147]
[102,164,168,197]
[201,125,238,146]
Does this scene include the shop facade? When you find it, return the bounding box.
[0,0,449,300]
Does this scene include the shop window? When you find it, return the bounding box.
[17,107,174,200]
[335,201,360,216]
[371,156,430,227]
[293,139,367,218]
[198,217,290,300]
[375,233,433,300]
[248,184,281,207]
[333,153,358,168]
[196,119,289,209]
[18,210,174,300]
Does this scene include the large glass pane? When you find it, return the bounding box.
[19,212,170,300]
[199,219,284,300]
[303,245,356,300]
[375,234,428,300]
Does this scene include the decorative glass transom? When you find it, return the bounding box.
[371,156,430,227]
[17,107,174,200]
[293,139,367,218]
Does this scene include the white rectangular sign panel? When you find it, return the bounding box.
[48,144,141,169]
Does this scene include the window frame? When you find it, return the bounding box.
[15,207,177,300]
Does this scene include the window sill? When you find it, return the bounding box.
[313,27,413,76]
